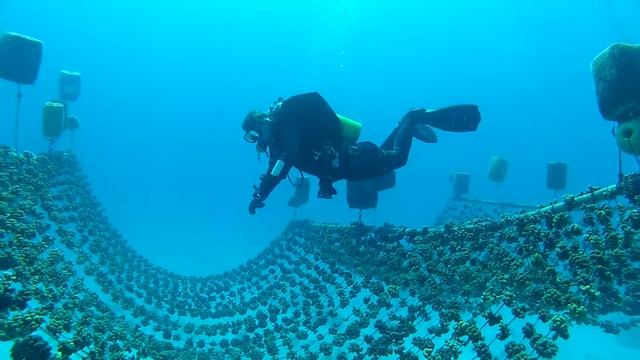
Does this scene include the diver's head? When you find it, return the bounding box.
[242,110,272,150]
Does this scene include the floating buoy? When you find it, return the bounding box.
[42,102,66,140]
[591,43,640,122]
[288,177,310,208]
[346,180,378,210]
[450,173,470,197]
[0,32,44,150]
[65,115,80,151]
[488,156,508,184]
[58,70,82,101]
[64,115,80,131]
[546,162,568,191]
[0,32,43,85]
[369,170,396,192]
[615,118,640,155]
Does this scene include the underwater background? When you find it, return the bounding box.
[1,0,640,359]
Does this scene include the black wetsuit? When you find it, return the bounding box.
[254,92,417,200]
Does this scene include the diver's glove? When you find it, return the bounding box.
[248,195,265,215]
[248,187,266,215]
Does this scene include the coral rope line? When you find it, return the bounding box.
[529,184,619,215]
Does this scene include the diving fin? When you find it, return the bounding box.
[420,105,481,132]
[413,124,438,143]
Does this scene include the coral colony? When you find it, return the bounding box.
[1,146,639,359]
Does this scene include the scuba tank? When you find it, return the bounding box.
[337,114,362,145]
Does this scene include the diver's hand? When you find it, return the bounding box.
[248,195,265,215]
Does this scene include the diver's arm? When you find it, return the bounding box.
[260,117,300,194]
[249,154,294,215]
[254,156,293,199]
[248,115,300,214]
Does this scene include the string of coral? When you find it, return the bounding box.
[0,145,639,359]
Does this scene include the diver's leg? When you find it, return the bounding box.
[381,105,470,171]
[380,109,422,151]
[380,112,416,171]
[381,127,399,151]
[382,116,437,151]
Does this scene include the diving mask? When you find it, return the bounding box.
[243,130,260,143]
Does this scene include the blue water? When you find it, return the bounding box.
[1,0,639,278]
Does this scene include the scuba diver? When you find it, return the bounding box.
[243,92,480,215]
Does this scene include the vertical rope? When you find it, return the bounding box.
[618,148,624,189]
[14,84,23,150]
